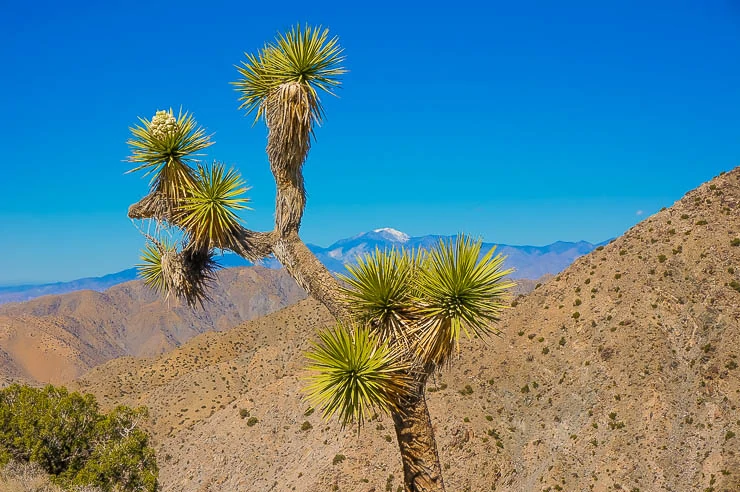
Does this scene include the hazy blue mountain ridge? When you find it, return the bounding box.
[0,268,139,305]
[301,229,605,280]
[0,228,607,304]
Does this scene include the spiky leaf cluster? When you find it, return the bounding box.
[233,23,346,125]
[127,108,213,176]
[339,248,419,347]
[127,109,213,203]
[179,162,251,249]
[304,324,413,429]
[137,239,219,308]
[306,234,514,427]
[412,235,515,366]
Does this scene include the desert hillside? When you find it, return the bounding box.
[0,266,307,384]
[73,168,739,491]
[0,262,539,387]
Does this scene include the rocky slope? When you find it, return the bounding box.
[0,266,307,384]
[0,270,538,387]
[72,168,739,491]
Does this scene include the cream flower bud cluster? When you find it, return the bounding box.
[150,110,178,139]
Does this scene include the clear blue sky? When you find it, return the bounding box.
[1,0,738,284]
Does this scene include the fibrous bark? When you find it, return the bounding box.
[270,231,352,323]
[264,82,313,236]
[392,375,446,492]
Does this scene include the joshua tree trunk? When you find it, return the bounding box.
[392,376,446,492]
[231,219,447,492]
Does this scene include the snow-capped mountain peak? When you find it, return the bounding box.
[372,228,410,243]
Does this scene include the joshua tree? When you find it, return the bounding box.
[125,24,513,492]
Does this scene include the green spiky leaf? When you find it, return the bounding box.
[232,46,277,123]
[304,324,413,429]
[179,162,251,249]
[126,109,213,201]
[137,239,175,294]
[339,247,419,346]
[233,23,346,124]
[412,235,515,366]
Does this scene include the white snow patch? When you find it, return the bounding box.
[373,228,410,243]
[328,248,344,259]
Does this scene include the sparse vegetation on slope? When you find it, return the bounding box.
[73,168,739,491]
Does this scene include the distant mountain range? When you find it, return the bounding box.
[0,229,608,305]
[0,269,140,305]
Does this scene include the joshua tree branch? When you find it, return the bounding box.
[272,171,306,237]
[128,193,167,221]
[230,228,276,263]
[270,230,353,323]
[129,192,352,323]
[265,82,312,237]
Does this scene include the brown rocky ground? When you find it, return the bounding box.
[71,168,740,491]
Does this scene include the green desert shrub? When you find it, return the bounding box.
[0,384,157,492]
